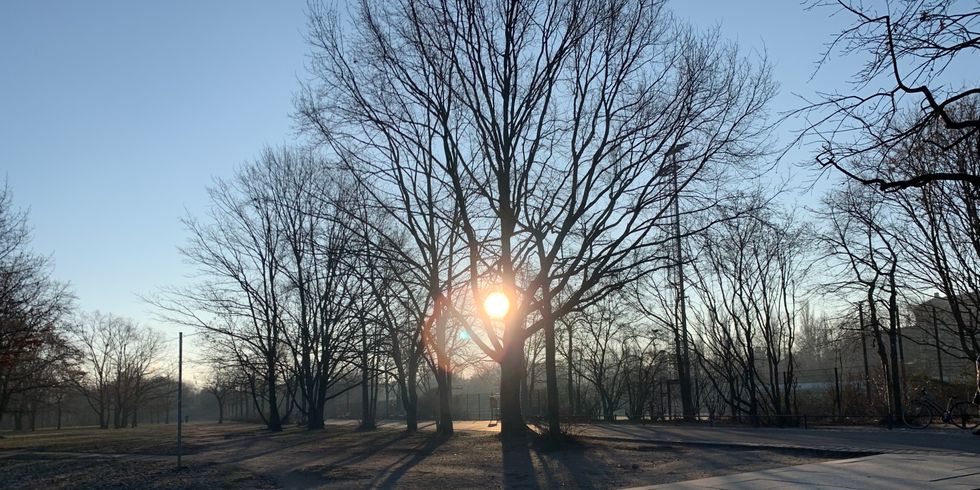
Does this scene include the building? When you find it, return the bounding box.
[907,294,978,384]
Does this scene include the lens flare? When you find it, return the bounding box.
[483,291,510,320]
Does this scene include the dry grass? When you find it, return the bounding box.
[0,423,261,455]
[0,422,842,489]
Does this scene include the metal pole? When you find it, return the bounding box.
[896,311,907,387]
[933,306,945,383]
[177,332,183,470]
[834,366,842,420]
[858,304,871,401]
[670,144,693,421]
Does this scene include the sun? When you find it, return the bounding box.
[483,291,510,320]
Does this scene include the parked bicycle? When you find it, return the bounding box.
[903,390,980,429]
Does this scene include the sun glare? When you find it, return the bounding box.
[483,291,510,320]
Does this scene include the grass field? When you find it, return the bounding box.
[0,422,842,488]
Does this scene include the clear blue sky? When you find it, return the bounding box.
[1,1,849,343]
[1,1,310,335]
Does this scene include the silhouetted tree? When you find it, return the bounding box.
[0,183,75,422]
[300,0,775,438]
[206,367,234,424]
[73,312,162,429]
[817,185,905,424]
[801,0,980,190]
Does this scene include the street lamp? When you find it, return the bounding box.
[483,291,510,320]
[666,140,694,421]
[664,141,689,157]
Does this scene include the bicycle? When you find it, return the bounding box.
[903,390,980,429]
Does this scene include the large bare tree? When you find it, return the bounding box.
[817,185,905,424]
[687,204,814,422]
[0,183,75,422]
[300,0,774,437]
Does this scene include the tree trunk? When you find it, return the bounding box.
[499,321,526,437]
[544,316,561,438]
[403,368,418,433]
[567,321,575,416]
[866,289,891,421]
[435,313,453,435]
[436,370,453,435]
[360,323,376,430]
[887,273,903,425]
[603,398,615,422]
[266,363,282,431]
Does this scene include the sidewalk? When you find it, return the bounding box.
[571,423,980,488]
[575,423,980,455]
[626,453,980,489]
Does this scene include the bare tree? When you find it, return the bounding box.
[686,204,814,422]
[73,312,162,429]
[572,295,637,421]
[622,333,665,421]
[206,367,234,424]
[153,153,295,431]
[886,104,980,359]
[152,148,376,431]
[267,149,364,430]
[0,182,75,422]
[300,0,774,438]
[360,237,428,431]
[800,0,980,191]
[817,185,905,424]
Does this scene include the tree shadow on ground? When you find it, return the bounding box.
[327,430,413,468]
[531,433,620,489]
[371,432,450,488]
[499,431,616,489]
[502,433,538,489]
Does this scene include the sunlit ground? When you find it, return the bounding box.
[0,422,840,489]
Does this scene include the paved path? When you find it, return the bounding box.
[557,423,980,488]
[573,423,980,455]
[626,453,980,489]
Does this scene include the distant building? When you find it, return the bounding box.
[907,294,978,383]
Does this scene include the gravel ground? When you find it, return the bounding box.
[0,453,277,489]
[0,423,845,489]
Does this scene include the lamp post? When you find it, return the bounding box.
[177,331,183,470]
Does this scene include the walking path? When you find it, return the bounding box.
[562,423,980,488]
[626,453,980,489]
[575,423,980,455]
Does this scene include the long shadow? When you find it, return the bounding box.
[597,423,658,438]
[536,435,613,489]
[502,434,538,489]
[212,426,370,465]
[372,433,449,488]
[325,430,411,469]
[218,435,322,464]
